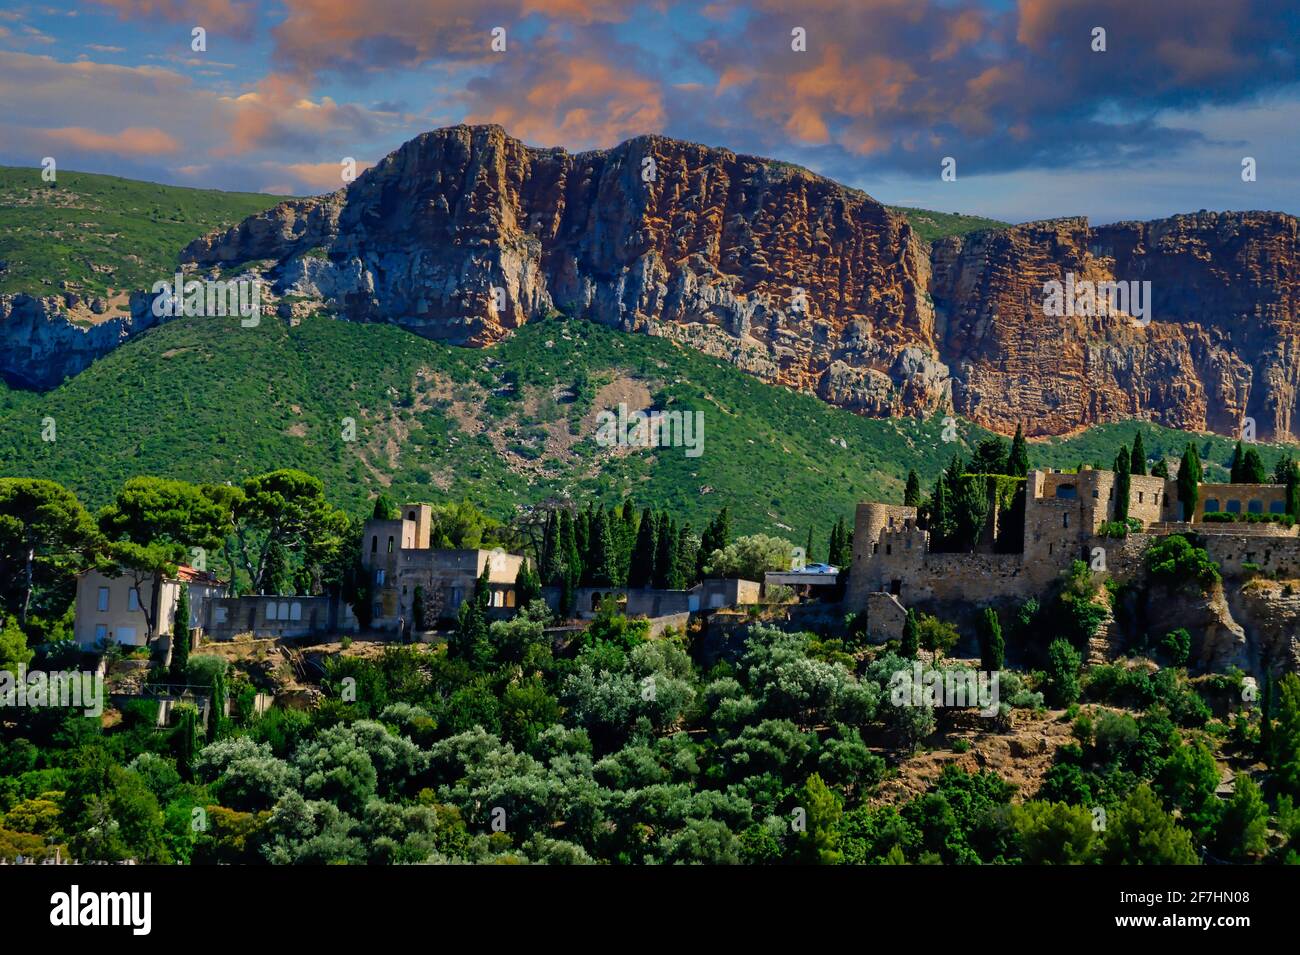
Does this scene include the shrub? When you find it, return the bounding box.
[1146,534,1220,592]
[1160,628,1191,667]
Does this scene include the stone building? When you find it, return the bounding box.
[360,502,526,631]
[847,466,1300,632]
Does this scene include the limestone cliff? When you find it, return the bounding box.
[6,124,1298,440]
[0,292,160,389]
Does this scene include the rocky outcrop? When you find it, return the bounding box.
[181,124,948,415]
[0,292,161,389]
[932,213,1300,438]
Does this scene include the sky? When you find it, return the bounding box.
[1,0,1297,224]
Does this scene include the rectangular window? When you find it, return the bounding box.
[94,624,107,643]
[128,588,141,612]
[97,587,109,612]
[117,625,138,645]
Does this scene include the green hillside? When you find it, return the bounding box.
[0,313,1287,534]
[887,206,1010,242]
[0,166,284,298]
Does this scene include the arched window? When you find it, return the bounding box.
[1204,499,1220,513]
[1226,500,1242,514]
[1248,500,1263,514]
[267,602,278,621]
[492,591,504,608]
[506,590,516,608]
[371,536,378,553]
[1063,513,1069,528]
[408,510,415,521]
[388,535,395,553]
[290,602,302,621]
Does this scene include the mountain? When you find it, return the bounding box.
[0,311,1261,529]
[4,128,1298,444]
[181,124,1300,441]
[0,166,281,388]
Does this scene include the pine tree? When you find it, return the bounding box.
[170,585,190,682]
[629,507,657,588]
[1008,423,1030,478]
[1114,444,1131,523]
[1130,432,1147,476]
[900,609,920,658]
[904,470,922,507]
[978,607,1005,671]
[1178,443,1202,521]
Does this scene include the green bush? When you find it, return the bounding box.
[1145,534,1221,591]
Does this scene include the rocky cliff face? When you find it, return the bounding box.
[0,292,160,389]
[8,124,1298,440]
[931,212,1300,437]
[182,124,949,418]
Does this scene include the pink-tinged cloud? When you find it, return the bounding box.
[466,53,666,149]
[44,125,181,155]
[89,0,256,34]
[282,159,373,192]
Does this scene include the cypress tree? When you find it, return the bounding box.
[904,470,922,507]
[1242,447,1267,484]
[590,507,617,586]
[1261,672,1275,764]
[804,527,816,565]
[654,514,676,589]
[978,607,1005,671]
[1114,445,1131,523]
[1178,443,1202,521]
[558,509,581,601]
[829,516,851,567]
[175,704,199,781]
[676,522,698,588]
[371,494,397,520]
[210,670,228,741]
[1008,423,1030,478]
[1130,432,1147,476]
[901,609,920,658]
[514,563,541,608]
[1151,458,1170,479]
[630,507,657,588]
[540,510,559,585]
[929,474,954,552]
[170,585,190,682]
[1230,441,1246,483]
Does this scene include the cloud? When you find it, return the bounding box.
[464,46,665,148]
[88,0,257,35]
[44,125,181,155]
